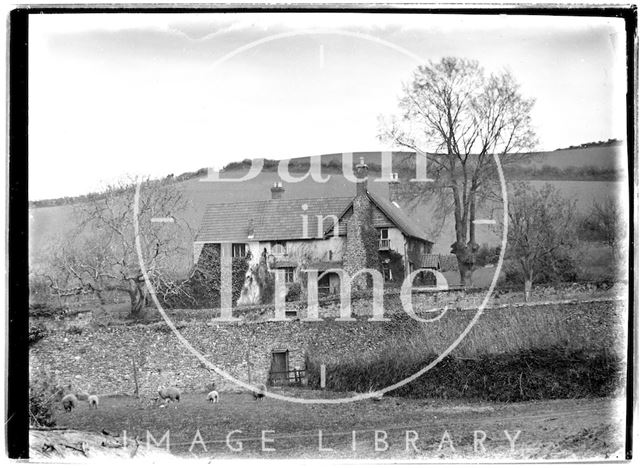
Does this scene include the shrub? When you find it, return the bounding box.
[285,282,302,302]
[157,244,251,309]
[476,245,501,267]
[29,302,68,319]
[29,324,48,346]
[307,347,623,402]
[66,325,83,335]
[29,374,61,428]
[504,250,578,285]
[380,250,404,284]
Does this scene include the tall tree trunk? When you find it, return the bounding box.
[128,278,145,318]
[453,241,479,287]
[524,271,533,302]
[459,261,473,287]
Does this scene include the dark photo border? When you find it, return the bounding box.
[7,4,637,460]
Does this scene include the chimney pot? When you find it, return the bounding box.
[355,157,369,197]
[389,173,400,203]
[271,182,285,199]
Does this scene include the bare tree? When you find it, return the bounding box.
[504,183,577,301]
[43,178,190,318]
[379,57,537,286]
[580,195,626,257]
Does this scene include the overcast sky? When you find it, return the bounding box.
[29,13,626,200]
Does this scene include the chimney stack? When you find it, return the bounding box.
[270,181,285,199]
[355,157,369,197]
[388,173,400,203]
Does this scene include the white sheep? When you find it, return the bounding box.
[207,390,219,403]
[75,391,89,401]
[88,394,99,409]
[61,394,78,412]
[252,383,267,401]
[157,385,181,403]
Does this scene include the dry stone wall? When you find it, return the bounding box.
[30,297,624,398]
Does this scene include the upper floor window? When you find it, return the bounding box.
[232,243,247,258]
[271,241,287,256]
[379,229,390,250]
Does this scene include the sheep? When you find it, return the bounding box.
[75,391,89,401]
[252,383,267,401]
[157,385,181,403]
[207,390,219,403]
[88,395,99,409]
[61,394,78,412]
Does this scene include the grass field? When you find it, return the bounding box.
[52,391,625,459]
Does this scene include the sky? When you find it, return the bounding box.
[29,13,627,200]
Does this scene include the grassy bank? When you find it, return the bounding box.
[306,348,624,402]
[306,299,626,402]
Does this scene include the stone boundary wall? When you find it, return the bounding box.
[29,298,626,398]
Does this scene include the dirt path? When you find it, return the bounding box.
[52,393,626,460]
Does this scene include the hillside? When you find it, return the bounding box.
[29,140,626,209]
[29,141,627,273]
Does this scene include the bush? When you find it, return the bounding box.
[285,282,302,302]
[29,302,68,319]
[29,324,48,346]
[66,325,83,335]
[380,250,404,284]
[504,251,578,286]
[307,347,623,402]
[157,244,251,309]
[29,374,62,428]
[476,245,501,267]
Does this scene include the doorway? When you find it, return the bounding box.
[269,350,289,386]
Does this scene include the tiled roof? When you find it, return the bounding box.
[419,254,460,272]
[307,261,343,271]
[196,197,353,242]
[272,260,298,268]
[367,191,430,242]
[327,191,430,242]
[420,254,440,269]
[439,255,459,272]
[196,190,431,244]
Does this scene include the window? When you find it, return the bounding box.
[232,243,246,258]
[271,241,286,256]
[379,229,390,250]
[285,309,298,318]
[284,267,295,284]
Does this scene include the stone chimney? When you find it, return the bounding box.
[355,157,369,197]
[270,181,285,199]
[388,173,400,203]
[344,157,378,291]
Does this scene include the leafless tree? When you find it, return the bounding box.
[580,195,627,258]
[379,57,537,286]
[504,183,577,301]
[42,178,190,318]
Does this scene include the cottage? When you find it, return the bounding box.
[193,159,439,297]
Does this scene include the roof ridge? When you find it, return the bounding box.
[203,196,354,210]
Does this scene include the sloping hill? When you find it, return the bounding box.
[29,141,628,273]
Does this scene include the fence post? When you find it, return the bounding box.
[320,364,326,389]
[132,357,139,398]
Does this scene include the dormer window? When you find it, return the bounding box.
[271,241,286,256]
